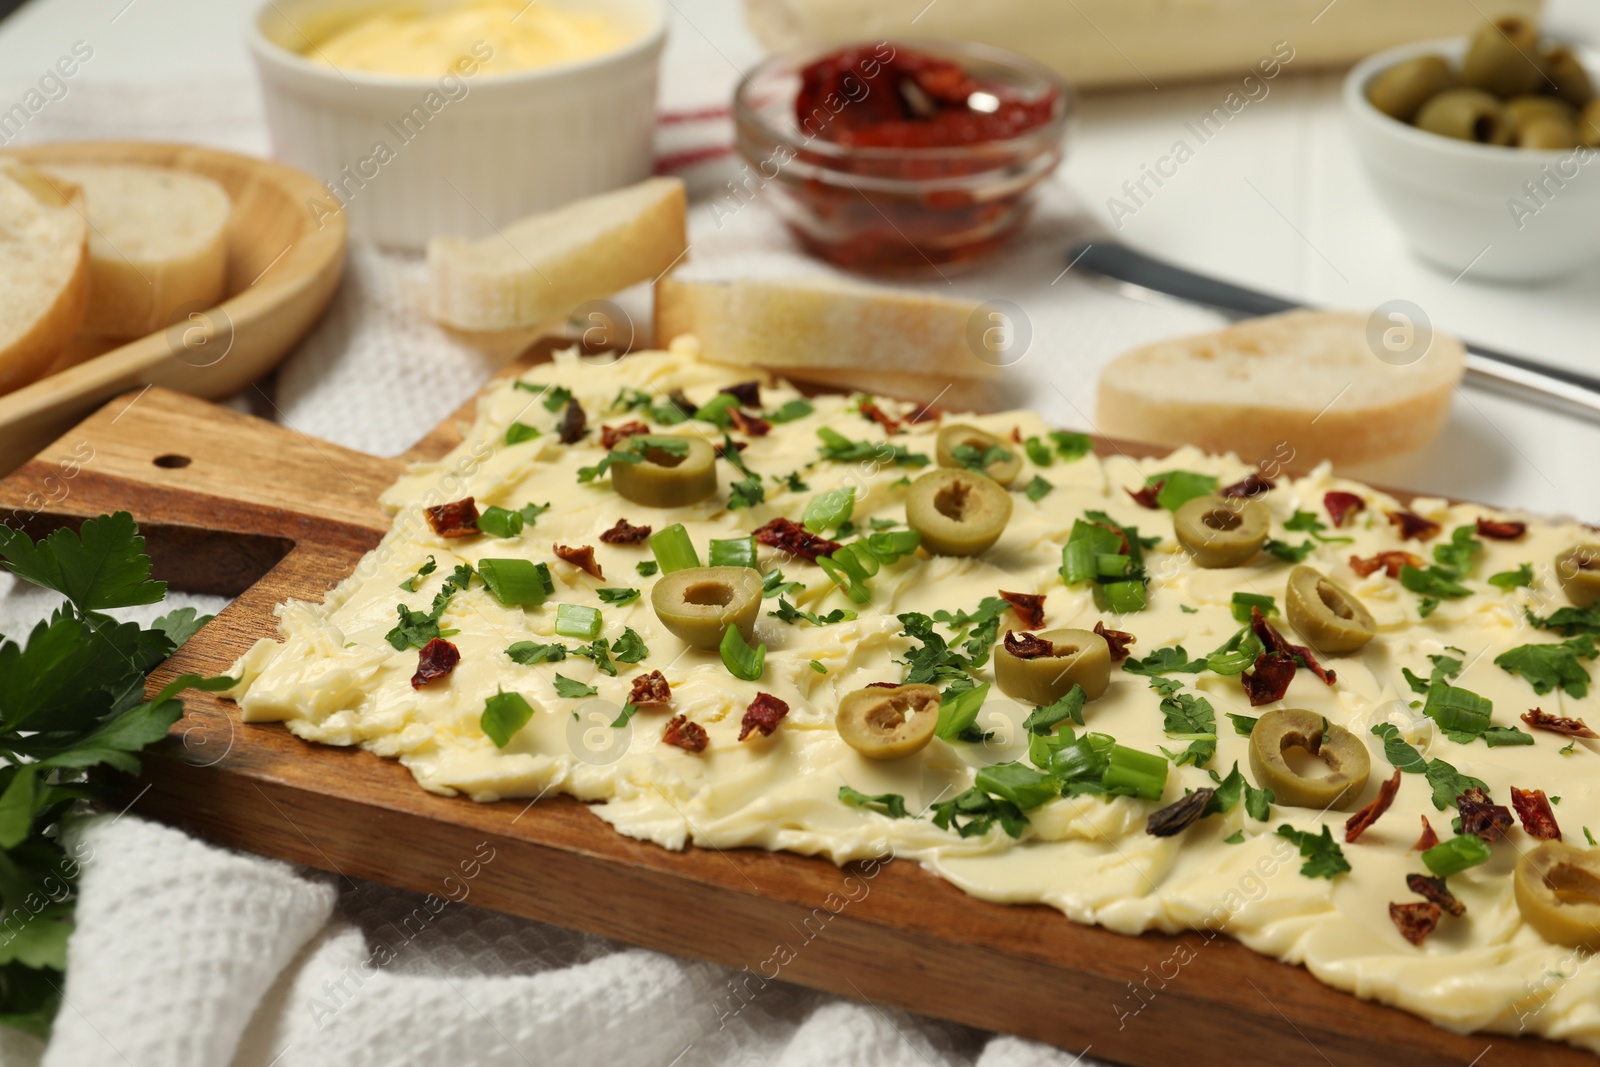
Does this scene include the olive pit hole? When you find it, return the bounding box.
[1547,863,1600,907]
[867,697,914,730]
[683,581,734,607]
[1317,581,1355,620]
[1202,508,1241,532]
[1472,115,1498,143]
[935,481,971,521]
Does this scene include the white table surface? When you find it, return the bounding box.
[2,0,1597,522]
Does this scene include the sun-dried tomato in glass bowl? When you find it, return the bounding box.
[733,39,1072,276]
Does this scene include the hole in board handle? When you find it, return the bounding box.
[153,454,192,469]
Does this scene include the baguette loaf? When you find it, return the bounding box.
[1095,310,1465,467]
[0,163,88,396]
[655,274,1004,386]
[43,163,232,340]
[429,177,687,332]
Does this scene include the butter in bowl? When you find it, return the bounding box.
[249,0,667,250]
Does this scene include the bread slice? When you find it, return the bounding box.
[1095,310,1465,467]
[429,177,687,332]
[0,162,88,396]
[42,163,232,340]
[655,274,1004,385]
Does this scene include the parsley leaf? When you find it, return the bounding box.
[1022,685,1087,734]
[552,675,598,699]
[951,443,1014,473]
[1263,539,1315,563]
[1144,471,1217,511]
[765,399,814,423]
[768,598,855,626]
[838,785,909,819]
[816,427,929,467]
[929,786,1028,839]
[636,560,659,577]
[1122,645,1207,676]
[1488,563,1533,590]
[1157,691,1217,767]
[1527,605,1600,636]
[399,556,437,592]
[596,587,640,605]
[1400,564,1471,615]
[1276,825,1350,879]
[611,628,649,664]
[481,689,534,747]
[0,511,165,612]
[506,641,568,664]
[1024,475,1053,502]
[572,639,617,677]
[1049,431,1093,460]
[1494,636,1597,698]
[385,605,444,651]
[1227,713,1259,736]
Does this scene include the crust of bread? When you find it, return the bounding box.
[655,274,1003,383]
[429,177,687,332]
[1095,310,1465,467]
[0,164,89,396]
[42,164,232,340]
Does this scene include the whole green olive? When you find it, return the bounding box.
[1462,16,1544,98]
[905,468,1013,556]
[1286,566,1376,654]
[1506,94,1577,129]
[836,683,940,760]
[1514,841,1600,952]
[1172,495,1269,568]
[1519,114,1578,149]
[935,424,1022,486]
[1542,46,1595,108]
[992,628,1111,706]
[610,436,718,508]
[650,566,762,650]
[1555,543,1600,607]
[1579,99,1600,147]
[1247,708,1371,811]
[1368,54,1456,122]
[1416,88,1515,145]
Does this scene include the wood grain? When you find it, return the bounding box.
[0,349,1589,1067]
[0,141,346,477]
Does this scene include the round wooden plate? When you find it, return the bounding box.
[0,141,346,476]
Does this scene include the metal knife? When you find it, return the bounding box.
[1066,241,1600,424]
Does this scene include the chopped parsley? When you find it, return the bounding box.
[1487,563,1534,590]
[1021,685,1087,734]
[1157,691,1217,768]
[1263,539,1316,563]
[768,598,856,626]
[1282,510,1353,544]
[1122,645,1207,676]
[636,560,659,577]
[399,556,437,592]
[1227,713,1259,736]
[578,435,690,483]
[552,674,598,699]
[816,427,929,467]
[1230,592,1277,623]
[506,641,568,664]
[1275,825,1350,879]
[765,399,814,423]
[610,628,649,664]
[1494,635,1597,698]
[1142,470,1217,511]
[929,787,1029,839]
[610,703,639,728]
[481,689,534,748]
[1206,762,1273,821]
[951,443,1014,472]
[838,786,909,819]
[1049,430,1093,460]
[570,640,617,677]
[1025,475,1053,502]
[504,421,540,445]
[596,587,640,605]
[1527,605,1600,636]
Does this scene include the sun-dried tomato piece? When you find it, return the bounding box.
[729,408,771,437]
[628,670,671,706]
[865,681,900,689]
[754,517,841,562]
[558,399,587,444]
[1220,473,1275,499]
[1387,509,1441,541]
[600,420,650,450]
[1406,873,1466,917]
[1251,607,1336,685]
[1511,787,1562,841]
[720,381,762,407]
[1456,788,1514,842]
[599,518,652,545]
[1241,651,1296,705]
[1349,551,1426,579]
[1324,491,1365,528]
[1127,481,1164,509]
[858,399,901,435]
[1413,816,1440,852]
[1094,620,1136,663]
[663,715,707,753]
[998,590,1045,630]
[1521,707,1596,738]
[553,543,603,579]
[1389,901,1442,946]
[1346,769,1403,843]
[1008,426,1023,444]
[1475,517,1526,541]
[1146,788,1215,838]
[714,439,748,458]
[410,638,459,689]
[739,692,790,741]
[1003,630,1054,660]
[906,404,943,424]
[426,498,479,538]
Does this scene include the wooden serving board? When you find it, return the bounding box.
[0,345,1589,1067]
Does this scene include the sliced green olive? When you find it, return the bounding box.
[1542,46,1595,108]
[650,566,761,650]
[1173,495,1269,568]
[1416,88,1514,145]
[1518,114,1577,149]
[1286,566,1376,654]
[1248,708,1371,811]
[992,628,1111,705]
[1461,16,1544,98]
[1368,54,1455,122]
[610,435,717,508]
[905,468,1013,556]
[836,683,940,760]
[1579,99,1600,147]
[1555,543,1600,607]
[935,424,1022,486]
[1515,841,1600,952]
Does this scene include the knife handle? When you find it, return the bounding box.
[1067,241,1302,318]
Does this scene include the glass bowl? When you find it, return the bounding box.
[733,38,1072,276]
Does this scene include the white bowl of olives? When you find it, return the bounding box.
[1345,16,1600,282]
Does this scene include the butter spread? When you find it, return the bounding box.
[229,341,1600,1052]
[308,0,632,77]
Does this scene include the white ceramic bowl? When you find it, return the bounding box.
[1345,37,1600,282]
[249,0,666,250]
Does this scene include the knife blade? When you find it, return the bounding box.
[1066,241,1600,424]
